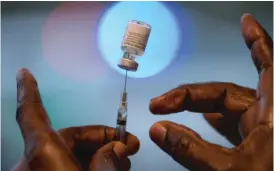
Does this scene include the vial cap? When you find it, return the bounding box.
[118,58,138,71]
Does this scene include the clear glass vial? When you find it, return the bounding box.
[118,20,151,71]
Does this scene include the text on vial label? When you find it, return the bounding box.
[122,23,151,52]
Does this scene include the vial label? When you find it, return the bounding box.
[122,22,151,54]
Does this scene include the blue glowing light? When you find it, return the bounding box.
[97,1,180,78]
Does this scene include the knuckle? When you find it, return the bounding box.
[176,137,191,158]
[164,131,190,160]
[25,131,58,160]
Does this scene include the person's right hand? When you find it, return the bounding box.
[149,14,273,171]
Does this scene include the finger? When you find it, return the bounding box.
[241,13,273,74]
[241,14,273,127]
[16,68,52,141]
[203,113,242,146]
[58,125,140,156]
[89,142,131,171]
[150,82,256,116]
[16,69,80,170]
[149,121,242,170]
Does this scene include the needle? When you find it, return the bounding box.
[123,71,128,93]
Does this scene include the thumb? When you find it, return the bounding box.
[90,142,131,171]
[149,121,241,171]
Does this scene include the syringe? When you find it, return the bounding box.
[115,71,128,143]
[115,20,151,143]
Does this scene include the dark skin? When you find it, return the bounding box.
[13,14,272,171]
[12,68,140,171]
[149,14,273,171]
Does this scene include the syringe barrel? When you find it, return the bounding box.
[116,108,127,144]
[115,92,128,143]
[116,124,126,144]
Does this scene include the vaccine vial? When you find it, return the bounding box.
[118,20,151,71]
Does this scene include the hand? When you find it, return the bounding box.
[13,68,140,171]
[149,14,272,171]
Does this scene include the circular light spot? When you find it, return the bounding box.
[98,1,180,78]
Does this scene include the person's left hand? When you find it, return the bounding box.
[12,68,140,171]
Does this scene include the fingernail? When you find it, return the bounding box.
[16,68,37,91]
[241,13,253,22]
[113,142,127,159]
[16,68,31,81]
[149,96,165,113]
[149,123,167,146]
[150,95,164,104]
